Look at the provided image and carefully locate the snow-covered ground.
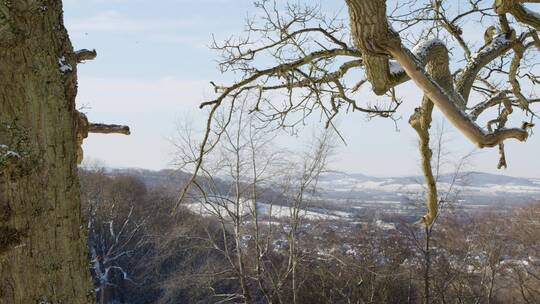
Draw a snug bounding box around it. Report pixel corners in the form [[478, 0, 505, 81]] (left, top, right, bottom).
[[183, 199, 349, 221]]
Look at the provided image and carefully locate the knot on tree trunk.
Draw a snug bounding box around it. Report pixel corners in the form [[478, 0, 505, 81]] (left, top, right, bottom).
[[408, 107, 424, 132], [75, 112, 90, 165], [0, 226, 25, 256]]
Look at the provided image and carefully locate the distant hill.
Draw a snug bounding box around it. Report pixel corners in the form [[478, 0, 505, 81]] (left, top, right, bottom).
[[318, 171, 540, 205], [104, 168, 540, 208], [106, 168, 191, 192]]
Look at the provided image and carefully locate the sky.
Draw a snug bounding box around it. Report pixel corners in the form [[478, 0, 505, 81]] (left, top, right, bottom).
[[63, 0, 540, 178]]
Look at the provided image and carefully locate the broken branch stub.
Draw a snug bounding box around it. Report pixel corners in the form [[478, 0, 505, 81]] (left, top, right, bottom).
[[88, 124, 131, 135], [75, 111, 130, 164], [75, 49, 97, 63]]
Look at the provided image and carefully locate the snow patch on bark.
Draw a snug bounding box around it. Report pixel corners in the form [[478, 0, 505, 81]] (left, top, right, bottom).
[[387, 39, 447, 74], [412, 38, 446, 60], [58, 56, 73, 73], [4, 151, 20, 158], [0, 144, 20, 158], [471, 34, 509, 60]]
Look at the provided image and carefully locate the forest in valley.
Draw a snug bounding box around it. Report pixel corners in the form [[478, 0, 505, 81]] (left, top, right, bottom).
[[2, 0, 540, 303], [80, 107, 540, 303], [80, 167, 540, 304]]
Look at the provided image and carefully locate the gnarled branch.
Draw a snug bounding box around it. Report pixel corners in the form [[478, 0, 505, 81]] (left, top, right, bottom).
[[455, 33, 517, 104]]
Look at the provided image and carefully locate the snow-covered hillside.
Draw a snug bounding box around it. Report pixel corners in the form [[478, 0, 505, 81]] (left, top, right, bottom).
[[106, 168, 540, 221], [317, 171, 540, 205]]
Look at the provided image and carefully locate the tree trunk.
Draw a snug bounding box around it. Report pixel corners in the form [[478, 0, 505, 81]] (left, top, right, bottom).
[[346, 0, 401, 95], [0, 1, 94, 303], [423, 226, 431, 304]]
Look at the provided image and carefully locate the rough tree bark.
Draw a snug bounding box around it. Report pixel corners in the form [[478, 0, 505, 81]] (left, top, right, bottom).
[[0, 1, 101, 303]]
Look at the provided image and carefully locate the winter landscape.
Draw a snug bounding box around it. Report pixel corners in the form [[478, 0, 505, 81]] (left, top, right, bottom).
[[2, 0, 540, 303]]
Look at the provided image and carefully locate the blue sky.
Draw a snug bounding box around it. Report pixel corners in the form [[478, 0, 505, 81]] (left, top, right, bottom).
[[63, 0, 540, 177]]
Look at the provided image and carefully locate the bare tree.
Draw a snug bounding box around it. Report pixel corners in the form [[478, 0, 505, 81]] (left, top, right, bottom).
[[173, 99, 334, 303], [507, 201, 540, 303], [173, 102, 272, 303], [169, 1, 540, 302], [402, 122, 475, 304], [80, 169, 149, 304], [178, 0, 539, 233]]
